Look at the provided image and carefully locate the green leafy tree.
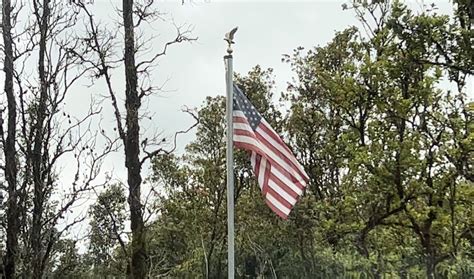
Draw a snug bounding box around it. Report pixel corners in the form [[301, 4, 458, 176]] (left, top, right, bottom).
[[49, 239, 89, 278], [83, 2, 473, 278], [147, 67, 296, 278], [88, 184, 128, 277], [283, 1, 473, 277]]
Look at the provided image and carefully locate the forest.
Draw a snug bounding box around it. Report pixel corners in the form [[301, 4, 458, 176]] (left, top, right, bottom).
[[0, 0, 472, 278]]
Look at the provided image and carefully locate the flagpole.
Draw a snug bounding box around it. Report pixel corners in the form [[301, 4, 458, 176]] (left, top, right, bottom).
[[224, 27, 237, 279]]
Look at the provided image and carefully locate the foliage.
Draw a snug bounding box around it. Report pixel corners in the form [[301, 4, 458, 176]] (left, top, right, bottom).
[[1, 1, 472, 278], [143, 2, 473, 278], [88, 184, 128, 277]]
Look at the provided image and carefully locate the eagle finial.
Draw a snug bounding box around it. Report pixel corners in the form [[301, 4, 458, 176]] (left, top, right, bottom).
[[224, 27, 238, 55]]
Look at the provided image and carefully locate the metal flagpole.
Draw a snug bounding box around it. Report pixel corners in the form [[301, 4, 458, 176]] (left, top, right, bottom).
[[224, 26, 237, 279]]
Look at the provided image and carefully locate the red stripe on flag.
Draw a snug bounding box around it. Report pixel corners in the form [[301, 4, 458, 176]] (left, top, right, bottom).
[[268, 172, 299, 199], [265, 199, 288, 219], [265, 184, 293, 209], [255, 130, 308, 183], [234, 133, 307, 185], [234, 129, 255, 138], [254, 153, 261, 176], [259, 122, 309, 181], [232, 91, 308, 219], [259, 119, 300, 159], [259, 121, 295, 156], [233, 116, 249, 124], [233, 141, 306, 190]]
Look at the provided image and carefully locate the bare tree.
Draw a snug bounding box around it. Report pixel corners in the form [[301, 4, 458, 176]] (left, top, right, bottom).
[[121, 1, 147, 276], [73, 0, 196, 276], [1, 0, 18, 277], [0, 0, 118, 277]]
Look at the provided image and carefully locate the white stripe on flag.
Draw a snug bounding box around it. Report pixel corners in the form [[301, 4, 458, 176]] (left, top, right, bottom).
[[233, 110, 246, 118], [233, 134, 306, 182], [256, 125, 307, 178], [250, 152, 256, 169], [266, 192, 291, 215], [272, 167, 304, 195], [268, 179, 297, 205], [258, 155, 266, 188], [234, 123, 253, 131]]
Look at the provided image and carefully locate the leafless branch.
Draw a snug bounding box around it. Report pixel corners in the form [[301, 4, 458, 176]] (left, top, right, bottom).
[[136, 22, 197, 74], [140, 107, 198, 165]]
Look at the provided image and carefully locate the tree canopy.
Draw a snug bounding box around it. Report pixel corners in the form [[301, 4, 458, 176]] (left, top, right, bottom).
[[1, 0, 472, 278]]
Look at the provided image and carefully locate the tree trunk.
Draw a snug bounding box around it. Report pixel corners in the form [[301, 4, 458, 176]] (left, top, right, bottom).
[[425, 254, 436, 279], [2, 0, 19, 277], [31, 0, 50, 277], [122, 0, 147, 277], [424, 235, 437, 279]]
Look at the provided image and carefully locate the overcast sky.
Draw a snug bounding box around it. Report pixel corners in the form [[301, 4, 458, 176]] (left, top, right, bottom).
[[89, 0, 364, 148], [61, 0, 370, 240], [64, 0, 368, 187], [77, 0, 458, 173], [7, 0, 467, 241]]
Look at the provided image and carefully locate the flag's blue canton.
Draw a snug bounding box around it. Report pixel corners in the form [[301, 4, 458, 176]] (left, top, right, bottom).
[[233, 85, 262, 131]]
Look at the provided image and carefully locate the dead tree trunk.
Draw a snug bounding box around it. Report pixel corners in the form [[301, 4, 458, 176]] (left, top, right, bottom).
[[2, 0, 19, 277], [122, 0, 147, 277], [31, 0, 50, 277], [75, 1, 197, 276]]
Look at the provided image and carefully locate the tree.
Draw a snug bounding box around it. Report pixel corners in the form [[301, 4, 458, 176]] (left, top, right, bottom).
[[283, 1, 473, 277], [121, 0, 147, 276], [0, 1, 115, 277], [148, 67, 296, 278], [88, 184, 127, 277], [0, 1, 470, 278], [73, 1, 195, 277], [49, 239, 89, 279], [1, 0, 19, 277], [23, 2, 113, 276]]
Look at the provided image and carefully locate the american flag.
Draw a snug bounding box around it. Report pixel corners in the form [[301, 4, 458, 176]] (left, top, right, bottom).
[[232, 85, 309, 219]]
